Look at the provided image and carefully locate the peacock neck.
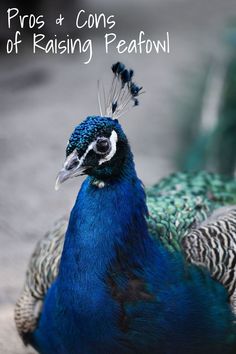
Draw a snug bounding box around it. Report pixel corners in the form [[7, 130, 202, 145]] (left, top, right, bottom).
[[58, 151, 150, 282]]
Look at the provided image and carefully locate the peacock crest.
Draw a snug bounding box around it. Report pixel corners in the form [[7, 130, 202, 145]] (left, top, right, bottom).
[[98, 62, 144, 119]]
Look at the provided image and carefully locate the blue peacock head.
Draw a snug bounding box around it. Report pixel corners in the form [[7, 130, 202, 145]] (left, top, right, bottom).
[[55, 62, 143, 189]]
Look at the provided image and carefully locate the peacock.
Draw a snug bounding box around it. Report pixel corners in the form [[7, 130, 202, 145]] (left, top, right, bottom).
[[15, 62, 236, 354]]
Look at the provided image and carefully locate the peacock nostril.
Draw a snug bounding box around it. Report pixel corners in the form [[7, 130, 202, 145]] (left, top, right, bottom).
[[67, 158, 79, 170], [64, 150, 80, 171]]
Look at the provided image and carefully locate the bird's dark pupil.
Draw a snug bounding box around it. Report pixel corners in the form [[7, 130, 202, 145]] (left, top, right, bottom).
[[96, 139, 109, 153]]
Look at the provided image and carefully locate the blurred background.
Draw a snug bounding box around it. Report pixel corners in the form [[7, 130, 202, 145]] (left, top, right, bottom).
[[0, 0, 236, 353]]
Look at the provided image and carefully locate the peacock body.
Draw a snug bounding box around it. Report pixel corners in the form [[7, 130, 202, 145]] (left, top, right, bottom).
[[15, 63, 236, 354]]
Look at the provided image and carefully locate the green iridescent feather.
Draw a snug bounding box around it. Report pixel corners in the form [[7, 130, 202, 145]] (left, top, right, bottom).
[[146, 171, 236, 252]]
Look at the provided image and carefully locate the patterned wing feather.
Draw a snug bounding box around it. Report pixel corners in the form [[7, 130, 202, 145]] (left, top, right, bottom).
[[14, 217, 68, 340], [183, 207, 236, 313]]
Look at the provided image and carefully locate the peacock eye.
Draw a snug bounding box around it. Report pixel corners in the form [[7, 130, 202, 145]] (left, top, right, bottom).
[[94, 137, 111, 155]]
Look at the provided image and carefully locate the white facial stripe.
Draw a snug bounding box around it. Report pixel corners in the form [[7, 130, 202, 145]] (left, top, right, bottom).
[[99, 130, 118, 165], [67, 130, 118, 171], [77, 140, 96, 168]]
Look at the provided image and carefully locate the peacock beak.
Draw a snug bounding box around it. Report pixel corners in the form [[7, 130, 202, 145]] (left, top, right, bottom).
[[55, 150, 87, 190]]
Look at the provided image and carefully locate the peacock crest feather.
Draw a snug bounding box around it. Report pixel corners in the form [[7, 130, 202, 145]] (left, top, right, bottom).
[[98, 62, 144, 118]]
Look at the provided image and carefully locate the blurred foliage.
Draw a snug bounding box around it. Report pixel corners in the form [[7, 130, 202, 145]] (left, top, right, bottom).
[[180, 23, 236, 177]]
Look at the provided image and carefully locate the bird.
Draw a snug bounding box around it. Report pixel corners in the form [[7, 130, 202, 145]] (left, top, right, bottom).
[[15, 62, 236, 354]]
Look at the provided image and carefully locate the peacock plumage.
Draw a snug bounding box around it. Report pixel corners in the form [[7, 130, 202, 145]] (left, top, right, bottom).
[[15, 62, 236, 354]]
